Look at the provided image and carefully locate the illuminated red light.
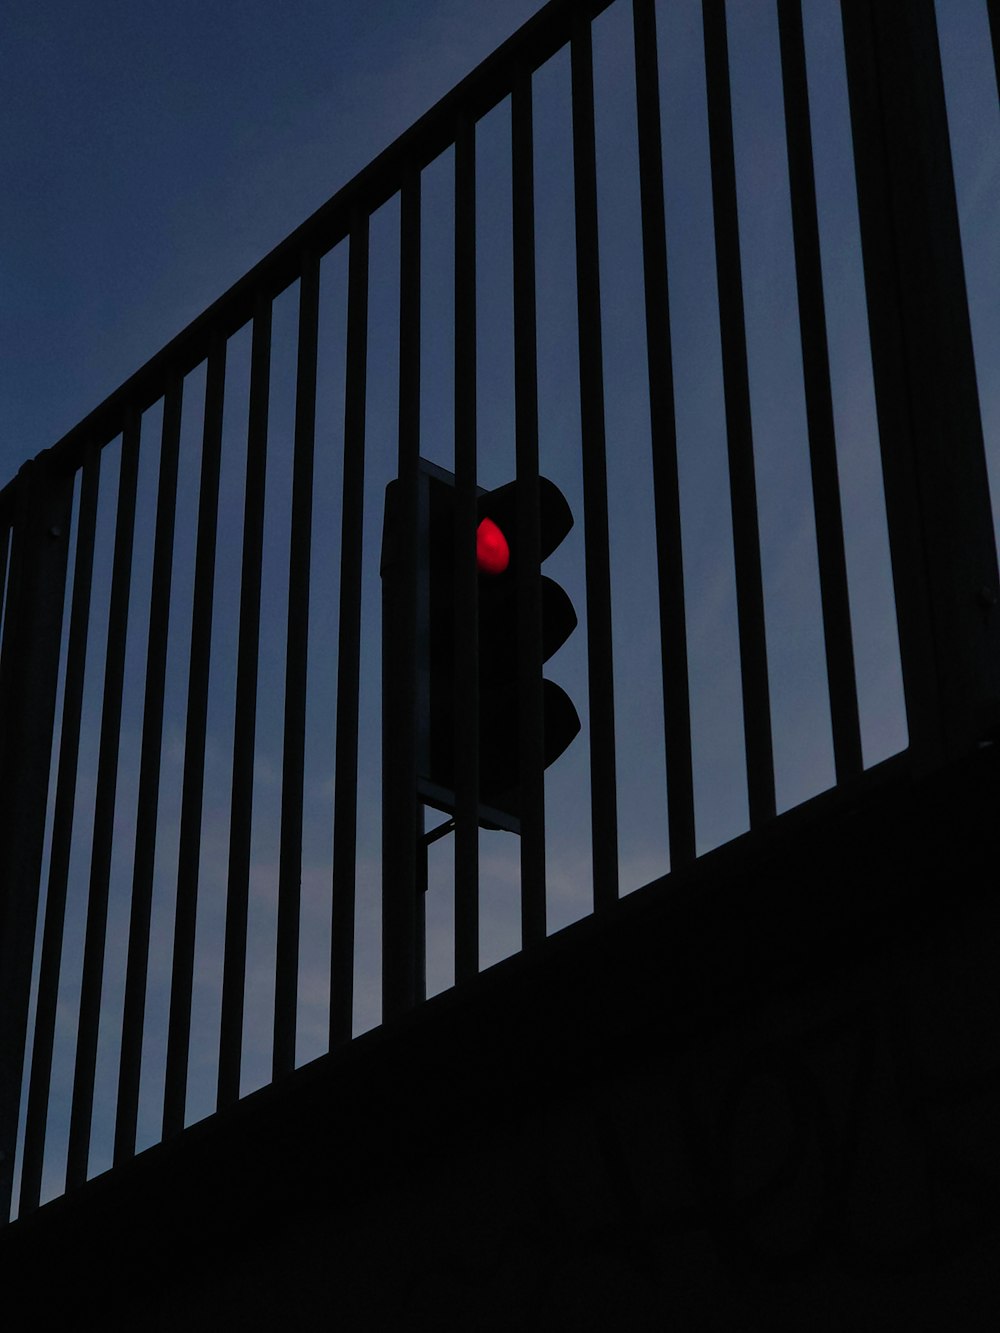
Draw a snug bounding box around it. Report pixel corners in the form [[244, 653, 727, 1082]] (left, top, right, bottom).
[[476, 517, 509, 575]]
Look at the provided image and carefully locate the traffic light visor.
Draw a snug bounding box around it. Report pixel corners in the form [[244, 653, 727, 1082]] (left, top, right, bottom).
[[476, 476, 573, 567]]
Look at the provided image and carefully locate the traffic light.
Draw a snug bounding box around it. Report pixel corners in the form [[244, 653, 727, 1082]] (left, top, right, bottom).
[[382, 460, 580, 832], [470, 475, 580, 823]]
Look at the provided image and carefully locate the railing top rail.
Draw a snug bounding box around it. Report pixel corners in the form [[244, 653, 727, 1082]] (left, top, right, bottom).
[[6, 0, 616, 505]]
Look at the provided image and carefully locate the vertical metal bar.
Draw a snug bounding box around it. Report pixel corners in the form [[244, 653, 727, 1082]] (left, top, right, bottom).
[[0, 497, 23, 751], [632, 0, 696, 870], [0, 524, 9, 629], [838, 0, 937, 761], [114, 375, 183, 1165], [0, 456, 74, 1223], [330, 215, 369, 1049], [453, 115, 480, 984], [512, 70, 547, 948], [571, 10, 619, 912], [273, 253, 320, 1080], [701, 0, 776, 828], [218, 293, 272, 1111], [414, 805, 427, 1004], [840, 0, 1000, 761], [66, 411, 142, 1190], [19, 447, 99, 1215], [163, 334, 226, 1139], [0, 522, 18, 771], [777, 0, 863, 785], [382, 174, 422, 1021], [18, 447, 98, 1221]]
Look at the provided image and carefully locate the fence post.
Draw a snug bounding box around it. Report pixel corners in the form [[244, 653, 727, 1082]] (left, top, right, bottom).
[[840, 0, 1000, 765], [0, 452, 74, 1222]]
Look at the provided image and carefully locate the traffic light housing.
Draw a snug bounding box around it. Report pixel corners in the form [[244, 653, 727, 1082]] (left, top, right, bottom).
[[382, 460, 580, 832], [469, 474, 580, 822]]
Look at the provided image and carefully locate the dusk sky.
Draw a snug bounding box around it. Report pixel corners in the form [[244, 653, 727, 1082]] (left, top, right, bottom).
[[4, 0, 998, 1211], [1, 0, 544, 477]]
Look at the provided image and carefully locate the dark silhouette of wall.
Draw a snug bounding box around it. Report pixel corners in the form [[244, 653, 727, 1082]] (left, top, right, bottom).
[[4, 747, 999, 1330]]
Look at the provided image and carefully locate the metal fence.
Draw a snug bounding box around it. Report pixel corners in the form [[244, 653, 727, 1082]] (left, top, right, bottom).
[[1, 0, 998, 1225]]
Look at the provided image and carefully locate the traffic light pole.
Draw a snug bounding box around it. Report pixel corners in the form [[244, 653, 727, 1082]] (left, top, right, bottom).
[[380, 459, 421, 1022]]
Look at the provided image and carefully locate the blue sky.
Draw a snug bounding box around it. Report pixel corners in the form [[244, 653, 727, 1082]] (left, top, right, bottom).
[[4, 0, 999, 1211]]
